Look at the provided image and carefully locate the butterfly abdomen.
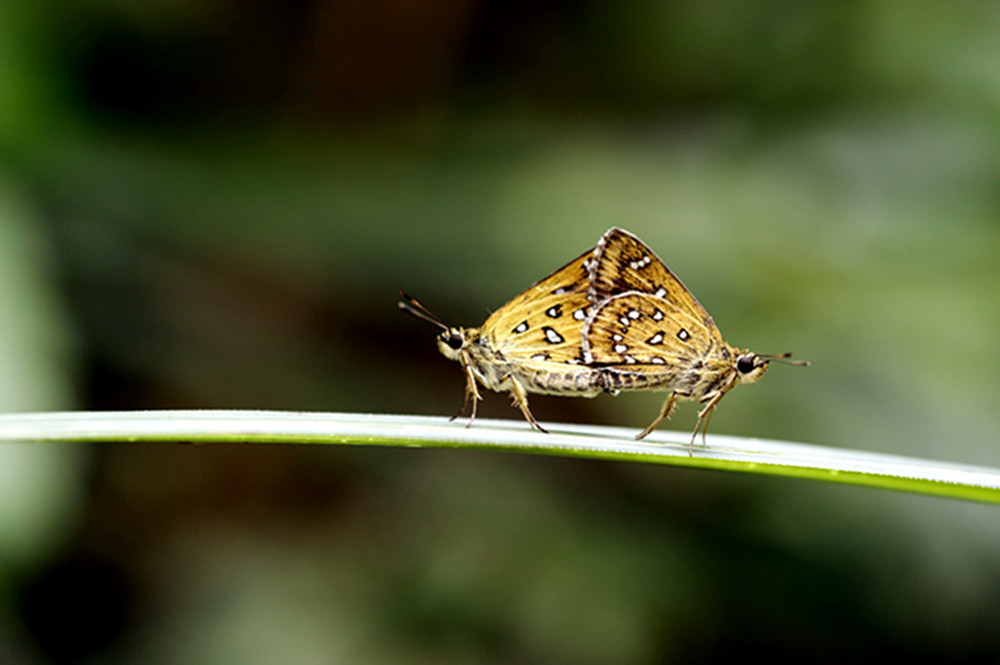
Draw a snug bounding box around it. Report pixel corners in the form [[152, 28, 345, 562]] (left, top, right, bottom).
[[601, 366, 681, 393], [524, 367, 604, 396]]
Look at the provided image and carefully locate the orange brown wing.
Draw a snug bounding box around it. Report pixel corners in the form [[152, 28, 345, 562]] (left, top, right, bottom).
[[480, 248, 593, 365], [581, 291, 722, 366], [588, 227, 723, 340]]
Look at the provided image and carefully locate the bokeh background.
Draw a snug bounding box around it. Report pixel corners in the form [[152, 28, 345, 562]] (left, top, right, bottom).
[[4, 1, 1000, 663]]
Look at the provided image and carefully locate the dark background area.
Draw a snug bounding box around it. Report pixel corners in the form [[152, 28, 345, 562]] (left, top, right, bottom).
[[3, 1, 1000, 663]]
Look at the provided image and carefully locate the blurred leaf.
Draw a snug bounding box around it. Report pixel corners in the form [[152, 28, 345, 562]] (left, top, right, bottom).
[[0, 178, 81, 569]]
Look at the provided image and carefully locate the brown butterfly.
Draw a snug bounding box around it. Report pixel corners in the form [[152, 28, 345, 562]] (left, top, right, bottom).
[[399, 228, 807, 454]]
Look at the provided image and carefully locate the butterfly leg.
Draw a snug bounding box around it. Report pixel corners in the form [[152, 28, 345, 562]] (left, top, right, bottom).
[[450, 357, 483, 427], [690, 390, 727, 455], [507, 374, 548, 433], [635, 391, 679, 441]]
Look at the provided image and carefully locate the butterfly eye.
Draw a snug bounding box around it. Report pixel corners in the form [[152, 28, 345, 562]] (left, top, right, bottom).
[[736, 355, 757, 374], [440, 330, 464, 350]]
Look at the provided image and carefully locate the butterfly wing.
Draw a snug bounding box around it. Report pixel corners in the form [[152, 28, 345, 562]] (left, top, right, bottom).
[[480, 249, 593, 365], [588, 227, 722, 339], [582, 291, 723, 366]]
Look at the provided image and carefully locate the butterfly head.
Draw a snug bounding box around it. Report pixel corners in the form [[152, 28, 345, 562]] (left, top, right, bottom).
[[436, 327, 468, 360], [398, 291, 471, 360], [734, 353, 769, 385], [735, 351, 809, 385]]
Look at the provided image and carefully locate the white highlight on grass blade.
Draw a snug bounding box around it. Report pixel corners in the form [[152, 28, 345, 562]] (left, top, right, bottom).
[[0, 411, 998, 503]]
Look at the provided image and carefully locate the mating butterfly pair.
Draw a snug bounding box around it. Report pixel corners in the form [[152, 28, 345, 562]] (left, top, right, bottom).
[[400, 228, 807, 455]]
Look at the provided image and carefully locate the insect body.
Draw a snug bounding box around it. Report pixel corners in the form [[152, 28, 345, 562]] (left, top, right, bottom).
[[399, 228, 807, 454]]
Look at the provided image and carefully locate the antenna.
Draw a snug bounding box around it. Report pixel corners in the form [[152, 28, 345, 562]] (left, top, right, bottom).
[[398, 291, 449, 330], [759, 352, 810, 367]]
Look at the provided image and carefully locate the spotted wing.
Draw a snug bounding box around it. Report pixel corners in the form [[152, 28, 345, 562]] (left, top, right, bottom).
[[581, 291, 724, 367], [588, 227, 725, 345], [480, 249, 594, 364]]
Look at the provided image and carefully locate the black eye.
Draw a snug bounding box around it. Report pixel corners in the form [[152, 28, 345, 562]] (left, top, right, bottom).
[[736, 355, 756, 374], [441, 332, 464, 350]]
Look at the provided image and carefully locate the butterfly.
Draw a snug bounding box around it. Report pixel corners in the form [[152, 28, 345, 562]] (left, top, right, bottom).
[[399, 228, 808, 454]]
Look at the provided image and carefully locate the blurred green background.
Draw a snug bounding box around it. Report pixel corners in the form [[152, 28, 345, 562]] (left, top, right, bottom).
[[4, 1, 1000, 662]]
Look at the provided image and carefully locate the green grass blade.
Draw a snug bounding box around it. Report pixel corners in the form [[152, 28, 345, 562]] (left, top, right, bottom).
[[1, 410, 998, 504]]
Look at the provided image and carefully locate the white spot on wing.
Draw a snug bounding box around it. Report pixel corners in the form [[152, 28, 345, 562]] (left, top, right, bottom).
[[544, 327, 565, 344]]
